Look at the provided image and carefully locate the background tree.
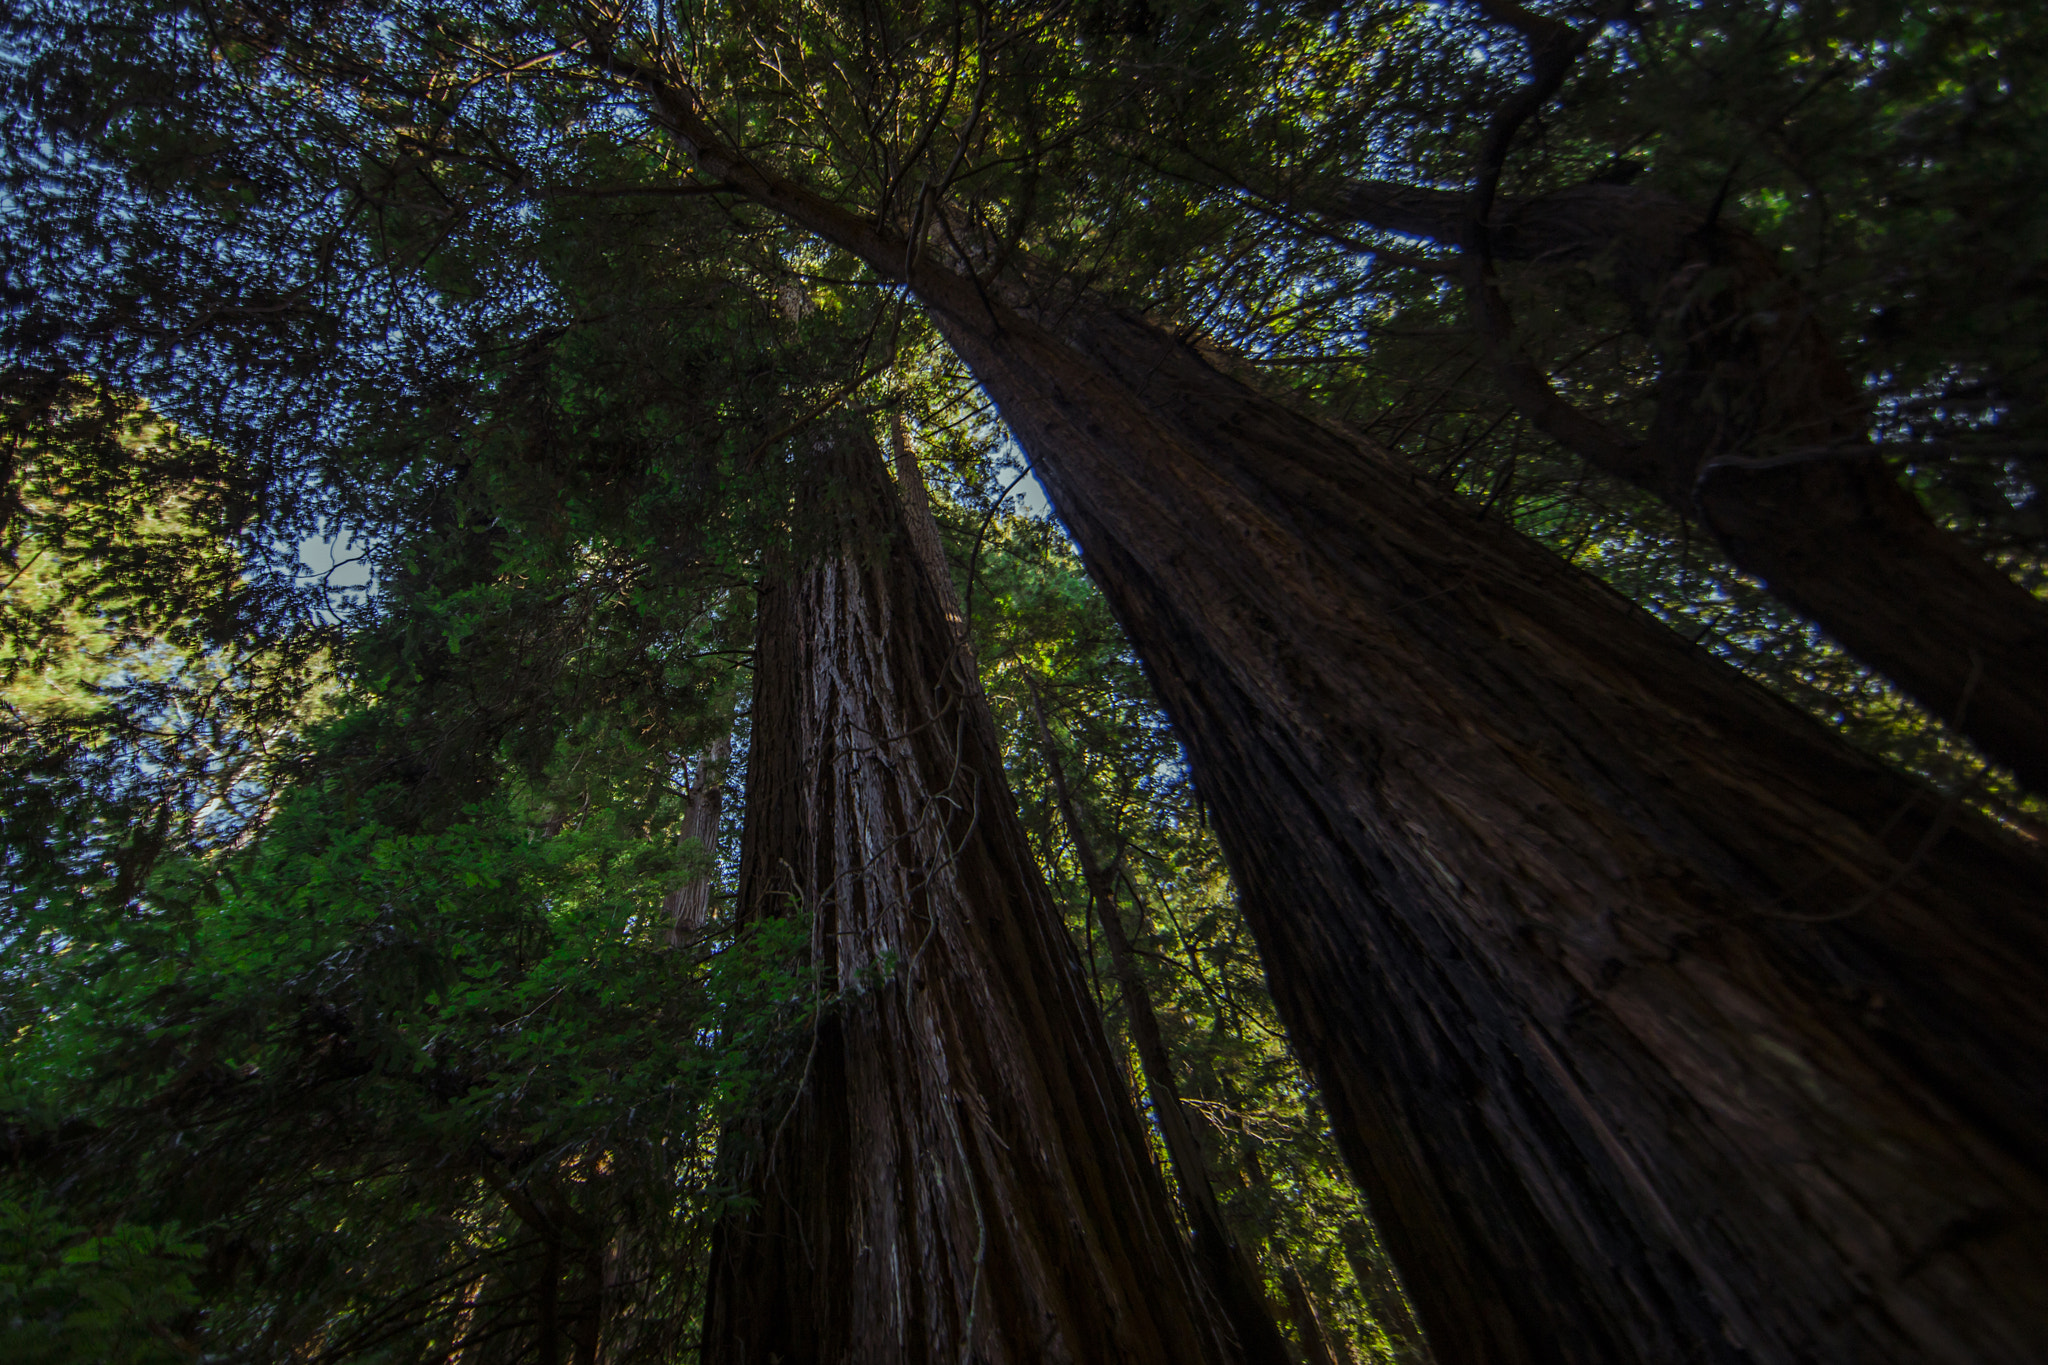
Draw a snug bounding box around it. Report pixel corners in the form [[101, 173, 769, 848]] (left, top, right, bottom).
[[2, 81, 866, 1359], [0, 397, 791, 1362], [706, 423, 1234, 1365]]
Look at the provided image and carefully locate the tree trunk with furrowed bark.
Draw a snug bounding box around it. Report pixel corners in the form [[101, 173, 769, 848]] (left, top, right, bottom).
[[919, 286, 2048, 1365], [1315, 178, 2048, 792], [701, 428, 1234, 1365], [614, 68, 2048, 1365], [1025, 676, 1296, 1365], [902, 415, 1297, 1363], [662, 733, 728, 944]]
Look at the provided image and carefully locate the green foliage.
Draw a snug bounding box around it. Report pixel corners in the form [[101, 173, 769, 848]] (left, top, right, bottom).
[[3, 751, 814, 1361], [1124, 0, 2048, 823], [0, 1200, 203, 1365], [1, 381, 333, 941], [0, 381, 244, 701], [936, 448, 1416, 1360], [0, 97, 864, 1346]]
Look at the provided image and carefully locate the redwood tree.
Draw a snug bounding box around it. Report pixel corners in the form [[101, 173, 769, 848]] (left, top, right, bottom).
[[663, 732, 729, 944], [16, 6, 2048, 1361], [702, 427, 1234, 1365], [606, 47, 2048, 1364], [925, 285, 2048, 1365]]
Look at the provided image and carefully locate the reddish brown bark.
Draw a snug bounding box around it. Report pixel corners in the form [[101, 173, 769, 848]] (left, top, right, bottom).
[[701, 429, 1233, 1365], [1323, 178, 2048, 793], [611, 65, 2048, 1364], [919, 287, 2048, 1365]]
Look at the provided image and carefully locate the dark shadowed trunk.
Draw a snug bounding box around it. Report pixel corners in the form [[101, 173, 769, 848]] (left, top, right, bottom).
[[1316, 178, 2048, 791], [1025, 675, 1295, 1365], [614, 74, 2048, 1365], [663, 733, 728, 944], [470, 1163, 607, 1365], [917, 285, 2048, 1365], [701, 428, 1234, 1365]]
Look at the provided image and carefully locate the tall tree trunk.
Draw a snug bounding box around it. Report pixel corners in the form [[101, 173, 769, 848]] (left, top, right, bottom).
[[701, 428, 1234, 1365], [1335, 1219, 1427, 1365], [663, 732, 729, 944], [1236, 1136, 1427, 1365], [1026, 675, 1296, 1365], [918, 287, 2048, 1365], [889, 411, 968, 644], [613, 71, 2048, 1364], [1277, 1262, 1348, 1365], [1315, 178, 2048, 792]]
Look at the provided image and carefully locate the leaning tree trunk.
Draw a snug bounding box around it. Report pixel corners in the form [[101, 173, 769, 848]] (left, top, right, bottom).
[[917, 290, 2048, 1365], [701, 428, 1234, 1365], [891, 419, 1292, 1363], [1276, 1257, 1349, 1365], [616, 74, 2048, 1365], [1316, 178, 2048, 792]]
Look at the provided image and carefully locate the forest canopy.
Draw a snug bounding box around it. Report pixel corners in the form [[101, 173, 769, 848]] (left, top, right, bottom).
[[2, 2, 2044, 1363]]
